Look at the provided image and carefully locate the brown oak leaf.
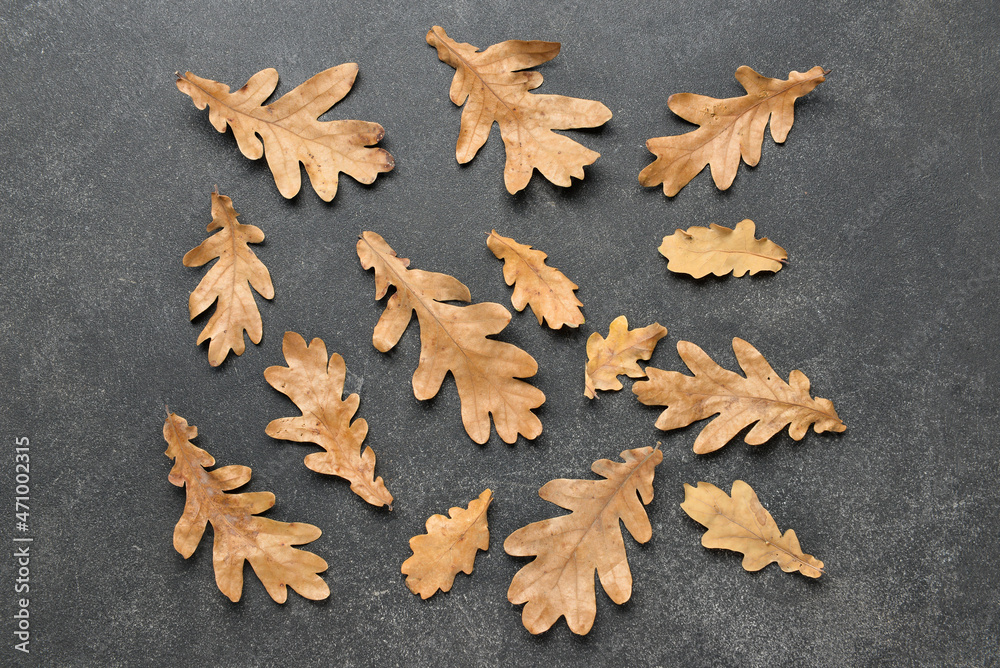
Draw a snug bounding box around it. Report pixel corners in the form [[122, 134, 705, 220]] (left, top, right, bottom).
[[487, 230, 584, 329], [163, 411, 329, 602], [264, 331, 393, 508], [426, 26, 612, 194], [681, 480, 824, 578], [357, 231, 544, 444], [505, 446, 663, 635], [584, 316, 667, 399], [401, 489, 492, 599], [183, 191, 273, 367], [659, 219, 787, 278], [633, 338, 845, 454], [177, 65, 394, 201], [639, 66, 828, 196]]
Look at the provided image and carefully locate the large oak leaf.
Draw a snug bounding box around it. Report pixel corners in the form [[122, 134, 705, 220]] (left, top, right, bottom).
[[505, 446, 662, 635], [357, 232, 544, 444], [264, 331, 393, 508], [633, 338, 845, 453], [427, 26, 612, 194], [639, 66, 828, 196], [177, 65, 393, 201], [163, 412, 329, 603]]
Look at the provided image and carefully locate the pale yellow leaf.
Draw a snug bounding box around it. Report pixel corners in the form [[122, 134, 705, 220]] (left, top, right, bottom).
[[659, 219, 787, 278], [681, 480, 824, 578]]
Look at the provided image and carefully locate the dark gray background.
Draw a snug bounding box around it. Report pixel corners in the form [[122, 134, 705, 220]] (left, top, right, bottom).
[[1, 0, 997, 666]]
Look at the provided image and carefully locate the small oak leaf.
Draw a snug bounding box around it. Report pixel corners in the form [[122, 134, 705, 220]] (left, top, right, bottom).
[[584, 316, 667, 399], [681, 480, 824, 578], [401, 489, 492, 599], [488, 230, 584, 329], [183, 191, 273, 367], [264, 331, 393, 508], [659, 220, 787, 278]]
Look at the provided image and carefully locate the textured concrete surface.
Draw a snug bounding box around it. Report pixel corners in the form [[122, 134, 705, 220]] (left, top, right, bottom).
[[1, 1, 998, 666]]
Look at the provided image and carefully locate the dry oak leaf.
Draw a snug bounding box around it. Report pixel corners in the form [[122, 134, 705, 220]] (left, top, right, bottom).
[[401, 489, 493, 599], [681, 480, 824, 578], [633, 338, 845, 454], [487, 230, 584, 329], [176, 65, 394, 201], [357, 231, 544, 444], [639, 65, 829, 196], [584, 316, 667, 399], [183, 191, 274, 367], [163, 411, 329, 603], [264, 331, 393, 509], [659, 219, 787, 278], [426, 26, 612, 194], [505, 446, 663, 635]]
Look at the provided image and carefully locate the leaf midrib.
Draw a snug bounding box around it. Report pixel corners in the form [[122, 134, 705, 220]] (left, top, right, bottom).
[[680, 247, 784, 263], [682, 348, 838, 421], [683, 388, 840, 421]]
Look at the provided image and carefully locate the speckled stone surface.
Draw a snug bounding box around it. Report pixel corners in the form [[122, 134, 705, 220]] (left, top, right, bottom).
[[1, 1, 998, 665]]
